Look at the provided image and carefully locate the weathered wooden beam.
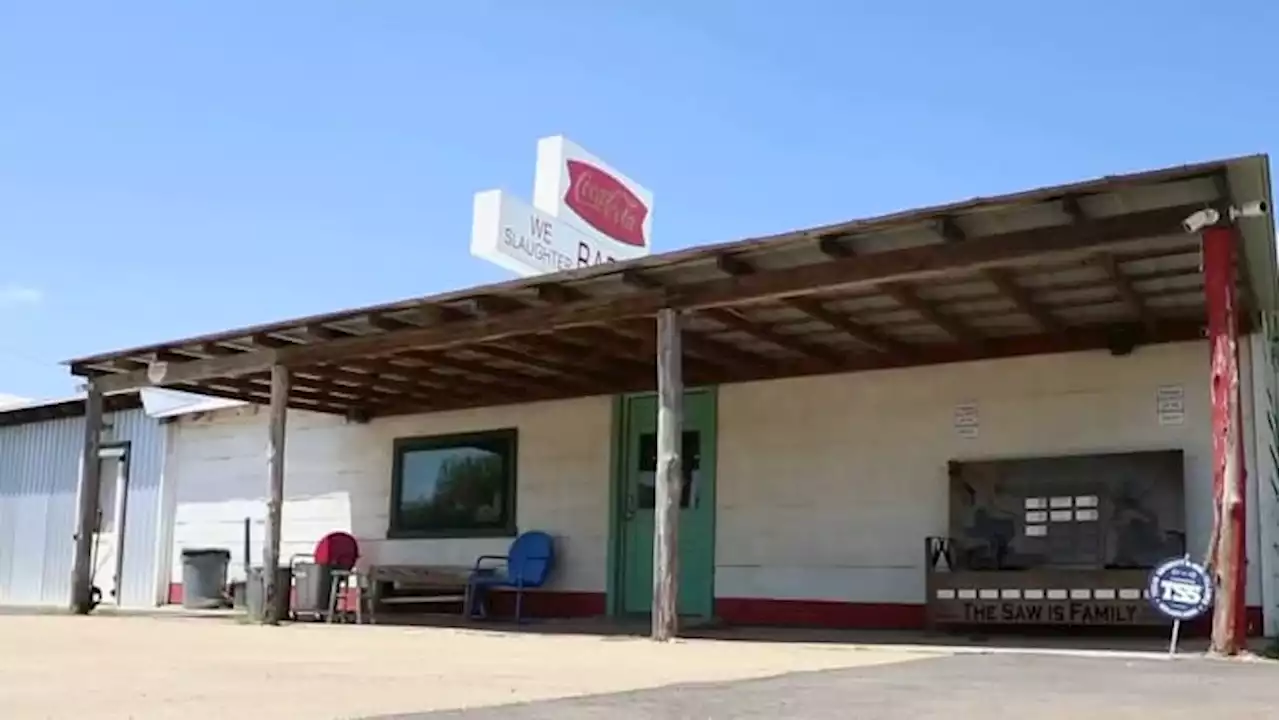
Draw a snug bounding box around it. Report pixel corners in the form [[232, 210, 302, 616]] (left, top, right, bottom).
[[249, 372, 366, 402], [672, 203, 1207, 311], [1061, 194, 1088, 224], [260, 365, 289, 625], [534, 282, 578, 305], [882, 283, 983, 346], [1060, 190, 1208, 337], [86, 349, 280, 395], [499, 338, 635, 384], [83, 203, 1205, 393], [620, 270, 780, 371], [624, 269, 817, 364], [704, 307, 843, 365], [299, 365, 439, 403], [652, 308, 682, 642], [786, 297, 913, 357], [295, 327, 481, 404], [1096, 253, 1158, 333], [715, 254, 910, 357], [377, 318, 1215, 417], [166, 382, 269, 407], [557, 326, 721, 385], [536, 285, 738, 377], [469, 344, 609, 391], [365, 313, 407, 332], [69, 383, 103, 614], [348, 360, 479, 398], [934, 216, 968, 244], [301, 324, 344, 342], [396, 348, 585, 398], [817, 235, 854, 258], [303, 327, 484, 402], [727, 318, 1211, 387], [984, 268, 1066, 335], [199, 375, 353, 415], [1210, 171, 1233, 206], [473, 290, 660, 385]]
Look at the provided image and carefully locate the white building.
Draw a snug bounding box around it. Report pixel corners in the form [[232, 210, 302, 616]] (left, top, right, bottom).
[[55, 156, 1280, 638]]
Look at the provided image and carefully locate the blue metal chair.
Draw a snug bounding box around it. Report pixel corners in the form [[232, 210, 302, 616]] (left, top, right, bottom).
[[464, 531, 554, 623]]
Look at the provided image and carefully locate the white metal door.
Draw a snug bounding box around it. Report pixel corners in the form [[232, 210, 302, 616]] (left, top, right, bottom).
[[92, 448, 129, 605]]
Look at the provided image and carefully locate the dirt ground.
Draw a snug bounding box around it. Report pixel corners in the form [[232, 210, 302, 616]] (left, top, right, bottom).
[[0, 614, 930, 719]]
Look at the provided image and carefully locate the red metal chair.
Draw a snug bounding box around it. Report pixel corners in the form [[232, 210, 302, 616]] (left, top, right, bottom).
[[313, 531, 361, 623]]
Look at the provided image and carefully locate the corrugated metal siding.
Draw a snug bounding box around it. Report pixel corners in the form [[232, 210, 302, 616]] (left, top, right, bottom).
[[0, 408, 168, 607], [111, 409, 168, 607], [0, 416, 78, 605]]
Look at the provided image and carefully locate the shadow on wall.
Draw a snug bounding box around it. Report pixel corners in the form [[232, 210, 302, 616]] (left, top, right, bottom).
[[170, 406, 393, 584], [168, 395, 615, 610], [169, 405, 521, 587]]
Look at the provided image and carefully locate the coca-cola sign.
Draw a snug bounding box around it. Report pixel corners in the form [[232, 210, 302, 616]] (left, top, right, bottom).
[[472, 135, 652, 278], [562, 159, 649, 248]]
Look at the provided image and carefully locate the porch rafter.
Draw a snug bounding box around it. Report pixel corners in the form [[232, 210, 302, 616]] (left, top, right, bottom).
[[66, 158, 1254, 422]]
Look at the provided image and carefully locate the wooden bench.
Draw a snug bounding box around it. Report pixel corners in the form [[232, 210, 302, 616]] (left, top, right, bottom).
[[363, 564, 472, 623]]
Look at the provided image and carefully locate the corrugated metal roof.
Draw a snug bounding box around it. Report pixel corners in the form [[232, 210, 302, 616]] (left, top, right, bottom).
[[0, 394, 30, 410], [65, 154, 1269, 369], [57, 154, 1275, 418], [0, 389, 244, 427]]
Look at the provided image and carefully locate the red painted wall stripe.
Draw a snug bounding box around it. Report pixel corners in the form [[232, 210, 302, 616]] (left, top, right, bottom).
[[164, 584, 1265, 636]]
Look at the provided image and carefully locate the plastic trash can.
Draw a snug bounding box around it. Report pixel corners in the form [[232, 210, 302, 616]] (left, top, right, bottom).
[[181, 548, 231, 609], [245, 565, 293, 621]]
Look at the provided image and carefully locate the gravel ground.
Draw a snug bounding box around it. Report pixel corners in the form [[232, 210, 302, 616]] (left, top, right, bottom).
[[377, 652, 1278, 720], [0, 614, 928, 719]]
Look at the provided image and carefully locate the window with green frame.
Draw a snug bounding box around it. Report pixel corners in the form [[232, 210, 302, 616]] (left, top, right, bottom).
[[388, 429, 517, 538]]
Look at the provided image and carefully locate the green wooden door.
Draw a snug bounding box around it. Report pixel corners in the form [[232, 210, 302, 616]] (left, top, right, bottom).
[[618, 391, 717, 618]]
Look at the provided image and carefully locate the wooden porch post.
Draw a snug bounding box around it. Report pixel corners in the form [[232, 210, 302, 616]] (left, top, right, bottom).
[[261, 365, 290, 624], [652, 309, 683, 641], [69, 383, 104, 614], [1203, 225, 1248, 655]]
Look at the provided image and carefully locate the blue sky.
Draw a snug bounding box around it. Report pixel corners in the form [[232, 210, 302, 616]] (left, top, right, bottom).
[[2, 1, 1276, 399]]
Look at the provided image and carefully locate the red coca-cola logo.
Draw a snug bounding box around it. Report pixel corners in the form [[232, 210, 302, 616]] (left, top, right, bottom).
[[563, 159, 648, 248]]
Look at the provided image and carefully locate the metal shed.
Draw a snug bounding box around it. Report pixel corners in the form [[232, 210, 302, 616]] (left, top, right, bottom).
[[0, 393, 171, 608]]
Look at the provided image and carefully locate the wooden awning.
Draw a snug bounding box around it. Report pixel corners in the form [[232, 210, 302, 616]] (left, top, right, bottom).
[[65, 155, 1273, 419]]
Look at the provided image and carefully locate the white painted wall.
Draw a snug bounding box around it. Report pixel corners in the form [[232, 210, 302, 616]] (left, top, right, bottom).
[[168, 397, 613, 594], [715, 341, 1259, 607], [167, 340, 1255, 613]]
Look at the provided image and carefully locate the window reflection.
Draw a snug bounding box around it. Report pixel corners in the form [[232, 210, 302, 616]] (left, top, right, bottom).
[[392, 431, 515, 536]]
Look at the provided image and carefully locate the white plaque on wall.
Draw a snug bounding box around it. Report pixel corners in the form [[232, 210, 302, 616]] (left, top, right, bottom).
[[953, 402, 979, 439], [1156, 385, 1185, 426]]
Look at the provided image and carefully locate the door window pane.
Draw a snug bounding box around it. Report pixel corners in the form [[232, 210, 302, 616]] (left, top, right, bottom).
[[636, 431, 701, 510]]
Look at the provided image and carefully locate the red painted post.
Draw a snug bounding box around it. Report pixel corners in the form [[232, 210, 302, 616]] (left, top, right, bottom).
[[1202, 224, 1248, 655]]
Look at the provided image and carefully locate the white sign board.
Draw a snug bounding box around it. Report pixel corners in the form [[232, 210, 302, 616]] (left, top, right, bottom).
[[471, 135, 653, 278], [953, 402, 979, 439], [1156, 385, 1185, 426]]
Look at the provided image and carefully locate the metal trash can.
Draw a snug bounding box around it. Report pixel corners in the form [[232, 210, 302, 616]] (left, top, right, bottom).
[[292, 561, 334, 620], [245, 565, 293, 621], [181, 548, 231, 609]]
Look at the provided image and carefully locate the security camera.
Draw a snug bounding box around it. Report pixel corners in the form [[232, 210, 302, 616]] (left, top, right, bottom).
[[1229, 200, 1269, 221], [1182, 208, 1221, 233]]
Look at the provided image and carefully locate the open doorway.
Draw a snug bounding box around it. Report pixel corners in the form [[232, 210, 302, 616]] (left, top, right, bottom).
[[92, 445, 130, 606]]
